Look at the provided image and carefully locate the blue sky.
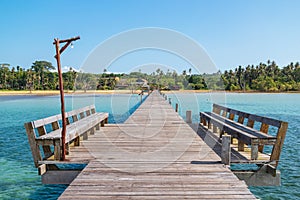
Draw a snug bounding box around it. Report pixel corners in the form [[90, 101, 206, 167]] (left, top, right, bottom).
[[1, 0, 300, 73]]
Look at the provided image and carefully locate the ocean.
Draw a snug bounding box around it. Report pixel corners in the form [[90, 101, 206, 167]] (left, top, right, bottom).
[[0, 92, 299, 199]]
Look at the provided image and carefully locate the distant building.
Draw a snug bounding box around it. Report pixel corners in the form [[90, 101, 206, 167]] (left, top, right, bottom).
[[169, 85, 180, 90]]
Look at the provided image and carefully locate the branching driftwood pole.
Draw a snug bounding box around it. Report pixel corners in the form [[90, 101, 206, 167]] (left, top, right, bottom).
[[53, 36, 80, 161]]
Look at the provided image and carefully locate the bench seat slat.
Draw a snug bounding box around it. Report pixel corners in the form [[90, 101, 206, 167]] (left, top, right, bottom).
[[36, 113, 109, 142], [200, 112, 276, 145], [207, 112, 276, 139]]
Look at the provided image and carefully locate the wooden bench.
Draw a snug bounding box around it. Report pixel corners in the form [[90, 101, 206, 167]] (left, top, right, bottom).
[[24, 105, 109, 167], [200, 104, 288, 168]]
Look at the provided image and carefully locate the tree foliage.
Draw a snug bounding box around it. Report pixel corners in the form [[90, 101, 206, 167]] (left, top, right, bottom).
[[221, 60, 300, 92], [1, 60, 300, 92]]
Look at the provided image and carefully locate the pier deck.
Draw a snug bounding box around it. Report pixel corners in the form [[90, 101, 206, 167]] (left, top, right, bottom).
[[59, 91, 256, 199]]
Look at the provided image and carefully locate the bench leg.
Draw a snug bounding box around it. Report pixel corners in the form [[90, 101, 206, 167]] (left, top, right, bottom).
[[251, 144, 259, 160], [90, 127, 95, 135], [54, 139, 61, 160], [220, 130, 225, 139], [208, 122, 212, 129], [258, 145, 264, 153], [201, 116, 206, 126], [96, 123, 100, 130], [101, 120, 105, 127], [105, 117, 108, 124], [83, 132, 88, 140], [213, 125, 218, 133], [74, 136, 80, 146], [66, 143, 70, 155], [238, 141, 245, 151]]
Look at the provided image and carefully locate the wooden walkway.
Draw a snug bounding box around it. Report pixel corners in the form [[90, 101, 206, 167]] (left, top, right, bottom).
[[59, 91, 256, 199]]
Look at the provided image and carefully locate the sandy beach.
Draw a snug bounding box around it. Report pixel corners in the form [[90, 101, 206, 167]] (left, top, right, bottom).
[[0, 89, 299, 96], [0, 90, 145, 96], [0, 89, 214, 96]]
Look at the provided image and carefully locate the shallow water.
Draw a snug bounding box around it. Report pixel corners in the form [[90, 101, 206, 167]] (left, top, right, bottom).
[[0, 93, 145, 199], [0, 92, 299, 199]]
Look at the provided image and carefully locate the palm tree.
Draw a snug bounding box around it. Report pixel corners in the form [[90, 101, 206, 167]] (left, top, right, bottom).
[[31, 61, 55, 90], [0, 64, 10, 89]]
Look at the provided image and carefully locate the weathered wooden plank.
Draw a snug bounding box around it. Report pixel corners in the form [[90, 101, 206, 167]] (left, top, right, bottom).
[[270, 121, 288, 167], [59, 195, 256, 200], [58, 91, 256, 199]]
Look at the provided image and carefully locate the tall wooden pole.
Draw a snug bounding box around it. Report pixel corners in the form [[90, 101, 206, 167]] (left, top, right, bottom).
[[53, 36, 80, 161], [54, 38, 67, 161]]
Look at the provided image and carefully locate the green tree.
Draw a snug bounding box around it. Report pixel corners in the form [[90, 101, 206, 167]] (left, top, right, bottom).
[[31, 61, 55, 90]]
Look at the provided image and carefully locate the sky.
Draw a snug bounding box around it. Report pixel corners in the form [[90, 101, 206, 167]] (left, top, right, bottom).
[[1, 0, 300, 74]]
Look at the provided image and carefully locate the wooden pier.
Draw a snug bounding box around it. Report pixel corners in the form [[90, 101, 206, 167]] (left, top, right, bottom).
[[56, 91, 256, 199]]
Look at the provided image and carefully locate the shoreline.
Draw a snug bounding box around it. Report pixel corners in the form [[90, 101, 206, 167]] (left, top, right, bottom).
[[1, 89, 300, 96], [0, 90, 144, 96], [161, 89, 300, 94]]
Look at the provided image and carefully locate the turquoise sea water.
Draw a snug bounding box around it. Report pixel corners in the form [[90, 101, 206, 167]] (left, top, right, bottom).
[[168, 92, 300, 199], [0, 93, 299, 199], [0, 93, 145, 199]]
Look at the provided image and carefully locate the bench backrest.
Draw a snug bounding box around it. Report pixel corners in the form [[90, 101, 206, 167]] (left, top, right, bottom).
[[212, 103, 288, 167], [24, 104, 98, 167], [30, 104, 97, 138], [212, 104, 284, 132]]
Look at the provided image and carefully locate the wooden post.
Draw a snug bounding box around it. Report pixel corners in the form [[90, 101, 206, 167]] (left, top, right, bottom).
[[221, 135, 231, 165], [175, 103, 178, 112], [186, 110, 192, 123], [53, 36, 80, 161], [54, 39, 67, 161]]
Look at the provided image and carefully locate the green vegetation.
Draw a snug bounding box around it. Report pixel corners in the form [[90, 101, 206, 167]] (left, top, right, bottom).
[[1, 60, 300, 92], [0, 61, 77, 91], [221, 60, 300, 92]]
